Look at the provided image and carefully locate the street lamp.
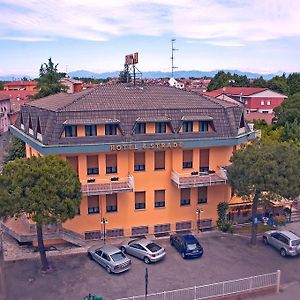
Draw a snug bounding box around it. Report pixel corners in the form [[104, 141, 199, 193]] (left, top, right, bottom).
[[196, 208, 204, 233], [100, 218, 108, 244]]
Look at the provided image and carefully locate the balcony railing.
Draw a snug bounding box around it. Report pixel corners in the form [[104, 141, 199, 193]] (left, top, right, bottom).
[[81, 175, 134, 196], [171, 167, 227, 188]]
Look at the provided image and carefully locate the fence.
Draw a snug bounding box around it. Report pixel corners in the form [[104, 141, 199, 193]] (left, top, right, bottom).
[[116, 270, 280, 300]]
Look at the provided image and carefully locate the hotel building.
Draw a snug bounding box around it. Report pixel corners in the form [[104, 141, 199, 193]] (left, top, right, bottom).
[[8, 84, 255, 244]]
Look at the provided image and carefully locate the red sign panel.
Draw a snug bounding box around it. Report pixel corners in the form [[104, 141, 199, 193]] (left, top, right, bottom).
[[125, 52, 138, 65]]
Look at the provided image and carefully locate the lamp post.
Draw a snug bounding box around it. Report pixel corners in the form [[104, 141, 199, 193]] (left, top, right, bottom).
[[196, 208, 204, 233], [100, 218, 108, 244]]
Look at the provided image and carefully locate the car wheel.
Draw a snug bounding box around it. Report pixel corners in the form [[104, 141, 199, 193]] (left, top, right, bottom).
[[106, 266, 112, 273], [87, 252, 93, 260], [121, 246, 126, 254], [181, 252, 186, 259], [263, 237, 268, 245], [144, 257, 151, 264], [170, 239, 174, 246], [280, 249, 287, 257]]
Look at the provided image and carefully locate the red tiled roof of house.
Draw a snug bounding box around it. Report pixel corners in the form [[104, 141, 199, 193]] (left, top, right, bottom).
[[4, 80, 37, 87], [209, 87, 268, 96], [0, 90, 36, 111], [0, 94, 10, 101], [245, 112, 275, 124]]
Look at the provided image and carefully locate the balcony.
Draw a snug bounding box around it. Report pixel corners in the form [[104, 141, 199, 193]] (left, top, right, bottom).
[[171, 167, 227, 188], [81, 175, 134, 196]]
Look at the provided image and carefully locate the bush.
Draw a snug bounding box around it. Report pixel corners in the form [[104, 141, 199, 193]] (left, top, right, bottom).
[[273, 215, 287, 226], [220, 222, 234, 233]]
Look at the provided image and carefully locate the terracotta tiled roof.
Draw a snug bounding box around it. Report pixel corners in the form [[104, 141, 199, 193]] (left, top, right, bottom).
[[0, 94, 10, 101], [4, 80, 37, 87]]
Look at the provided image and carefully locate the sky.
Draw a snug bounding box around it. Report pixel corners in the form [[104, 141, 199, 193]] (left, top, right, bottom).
[[1, 0, 300, 77]]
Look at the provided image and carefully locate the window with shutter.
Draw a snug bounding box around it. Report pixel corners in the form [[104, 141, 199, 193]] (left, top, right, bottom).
[[200, 149, 209, 172], [134, 152, 145, 171], [88, 195, 99, 214], [198, 187, 208, 204], [66, 156, 79, 174], [154, 190, 165, 208], [155, 151, 165, 170], [183, 150, 193, 168], [180, 188, 190, 206], [135, 192, 146, 210], [106, 154, 117, 173], [106, 194, 117, 212], [87, 155, 99, 175]]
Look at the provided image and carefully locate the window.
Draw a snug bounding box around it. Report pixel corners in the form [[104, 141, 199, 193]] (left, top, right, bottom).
[[85, 125, 97, 136], [28, 116, 33, 135], [105, 124, 117, 135], [180, 188, 190, 206], [75, 207, 80, 215], [20, 113, 24, 130], [183, 121, 193, 132], [155, 190, 165, 208], [200, 149, 209, 173], [87, 155, 99, 175], [198, 187, 208, 204], [88, 195, 99, 214], [66, 156, 78, 175], [101, 253, 110, 261], [261, 100, 265, 105], [106, 154, 117, 174], [267, 100, 271, 106], [65, 125, 77, 137], [199, 121, 209, 132], [106, 194, 117, 212], [134, 152, 145, 171], [183, 150, 193, 169], [155, 151, 165, 170], [155, 122, 166, 133], [135, 122, 146, 134], [135, 191, 146, 210], [36, 118, 42, 141]]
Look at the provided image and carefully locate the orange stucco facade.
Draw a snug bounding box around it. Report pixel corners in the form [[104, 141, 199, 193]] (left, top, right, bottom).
[[25, 142, 233, 237]]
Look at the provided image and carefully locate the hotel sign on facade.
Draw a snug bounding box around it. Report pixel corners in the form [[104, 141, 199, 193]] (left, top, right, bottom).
[[110, 142, 183, 152]]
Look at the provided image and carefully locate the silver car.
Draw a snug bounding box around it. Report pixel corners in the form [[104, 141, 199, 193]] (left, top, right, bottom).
[[121, 238, 166, 264], [263, 230, 300, 257], [88, 245, 131, 273]]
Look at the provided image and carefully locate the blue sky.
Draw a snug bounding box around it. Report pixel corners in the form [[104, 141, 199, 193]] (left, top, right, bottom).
[[1, 0, 300, 76]]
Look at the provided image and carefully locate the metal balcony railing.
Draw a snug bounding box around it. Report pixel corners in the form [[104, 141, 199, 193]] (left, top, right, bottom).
[[81, 175, 134, 196], [171, 167, 227, 188]]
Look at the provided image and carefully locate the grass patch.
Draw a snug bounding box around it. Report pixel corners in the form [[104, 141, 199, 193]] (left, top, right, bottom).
[[233, 223, 274, 236]]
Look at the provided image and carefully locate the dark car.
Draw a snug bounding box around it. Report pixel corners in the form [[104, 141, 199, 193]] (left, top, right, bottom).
[[170, 234, 203, 259]]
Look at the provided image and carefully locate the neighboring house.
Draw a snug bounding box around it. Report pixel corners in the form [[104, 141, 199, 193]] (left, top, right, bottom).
[[168, 78, 185, 89], [0, 94, 11, 135], [3, 80, 37, 91], [0, 90, 37, 125], [7, 84, 256, 245], [60, 77, 83, 93], [203, 87, 287, 114]]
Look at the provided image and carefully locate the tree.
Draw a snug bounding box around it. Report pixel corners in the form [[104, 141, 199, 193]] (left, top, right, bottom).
[[287, 73, 300, 95], [32, 58, 67, 99], [267, 75, 289, 95], [207, 71, 231, 91], [281, 119, 300, 142], [251, 76, 268, 88], [0, 155, 81, 271], [227, 141, 300, 245], [4, 137, 25, 163], [274, 92, 300, 126], [119, 68, 131, 83]]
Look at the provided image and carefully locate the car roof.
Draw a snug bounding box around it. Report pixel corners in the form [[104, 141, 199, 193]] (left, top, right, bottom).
[[98, 245, 122, 255], [135, 239, 154, 246], [182, 234, 198, 242], [280, 230, 300, 240]]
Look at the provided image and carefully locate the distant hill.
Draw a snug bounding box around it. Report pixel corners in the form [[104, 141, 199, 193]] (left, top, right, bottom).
[[0, 70, 289, 81], [68, 69, 285, 80]]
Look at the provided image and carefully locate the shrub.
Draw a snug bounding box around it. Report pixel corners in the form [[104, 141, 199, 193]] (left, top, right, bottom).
[[273, 215, 287, 226]]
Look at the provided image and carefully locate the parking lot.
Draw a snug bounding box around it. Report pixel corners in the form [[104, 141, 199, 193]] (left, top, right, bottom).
[[4, 232, 300, 300]]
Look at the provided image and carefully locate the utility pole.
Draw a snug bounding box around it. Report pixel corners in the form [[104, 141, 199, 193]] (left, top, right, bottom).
[[171, 39, 178, 78]]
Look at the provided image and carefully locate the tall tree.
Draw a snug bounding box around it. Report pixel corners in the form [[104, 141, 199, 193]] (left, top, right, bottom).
[[33, 58, 67, 99], [0, 155, 81, 271], [267, 74, 289, 95], [4, 137, 25, 163], [251, 76, 268, 88], [274, 92, 300, 126], [228, 141, 300, 245], [287, 73, 300, 95]]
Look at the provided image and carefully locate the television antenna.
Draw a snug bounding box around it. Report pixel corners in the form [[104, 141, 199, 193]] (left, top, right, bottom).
[[171, 39, 178, 77]]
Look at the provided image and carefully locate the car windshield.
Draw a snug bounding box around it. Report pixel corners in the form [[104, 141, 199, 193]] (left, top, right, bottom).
[[186, 243, 198, 250], [292, 239, 300, 246], [146, 243, 161, 252], [111, 252, 126, 262]]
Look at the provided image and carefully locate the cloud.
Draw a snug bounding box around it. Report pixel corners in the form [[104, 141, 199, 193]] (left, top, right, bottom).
[[0, 0, 300, 45]]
